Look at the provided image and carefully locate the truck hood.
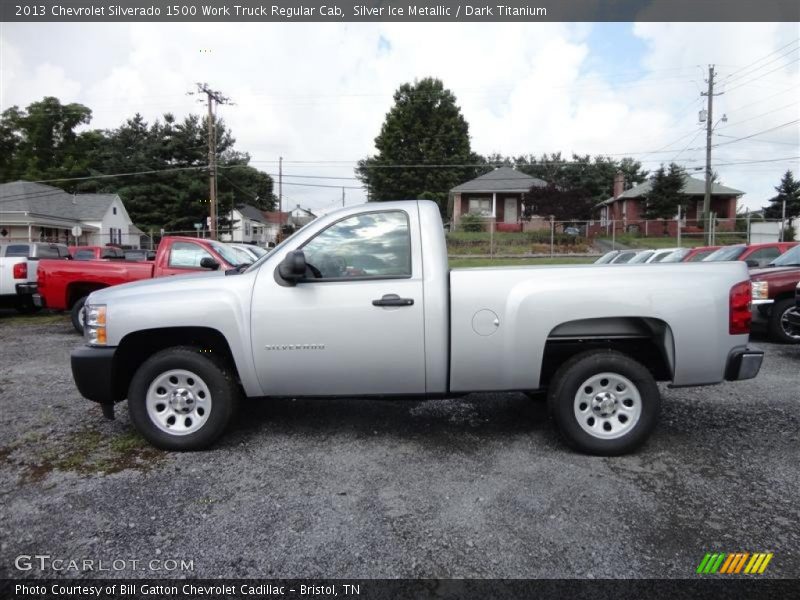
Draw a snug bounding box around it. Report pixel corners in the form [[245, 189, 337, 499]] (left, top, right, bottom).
[[749, 265, 800, 280], [87, 270, 229, 305]]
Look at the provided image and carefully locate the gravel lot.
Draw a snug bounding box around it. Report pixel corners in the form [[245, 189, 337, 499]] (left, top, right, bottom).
[[1, 310, 798, 579]]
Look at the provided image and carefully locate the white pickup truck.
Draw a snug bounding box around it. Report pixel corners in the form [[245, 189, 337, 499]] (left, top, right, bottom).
[[71, 200, 763, 455], [0, 241, 69, 312]]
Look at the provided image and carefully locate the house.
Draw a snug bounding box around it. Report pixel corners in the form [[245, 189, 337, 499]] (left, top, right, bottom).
[[450, 166, 547, 231], [0, 181, 139, 248], [595, 172, 743, 235], [289, 204, 317, 227], [222, 204, 273, 245]]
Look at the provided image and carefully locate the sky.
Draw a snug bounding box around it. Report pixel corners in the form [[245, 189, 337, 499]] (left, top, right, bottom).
[[1, 21, 798, 214]]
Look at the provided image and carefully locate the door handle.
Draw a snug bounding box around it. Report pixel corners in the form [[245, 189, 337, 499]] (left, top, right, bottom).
[[372, 293, 414, 307]]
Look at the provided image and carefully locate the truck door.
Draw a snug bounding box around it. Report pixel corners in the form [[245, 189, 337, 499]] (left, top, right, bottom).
[[251, 208, 426, 396]]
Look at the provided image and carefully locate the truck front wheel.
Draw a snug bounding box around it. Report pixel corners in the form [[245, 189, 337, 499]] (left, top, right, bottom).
[[128, 346, 239, 450], [547, 350, 660, 456]]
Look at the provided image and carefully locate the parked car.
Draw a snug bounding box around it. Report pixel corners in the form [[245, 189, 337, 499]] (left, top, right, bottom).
[[594, 250, 620, 264], [0, 242, 69, 312], [626, 250, 656, 264], [750, 244, 800, 343], [789, 281, 800, 332], [645, 248, 681, 263], [70, 200, 762, 455], [564, 226, 581, 236], [607, 250, 640, 264], [228, 243, 268, 263], [703, 242, 798, 268], [69, 246, 126, 260], [36, 236, 244, 333], [660, 246, 720, 263]]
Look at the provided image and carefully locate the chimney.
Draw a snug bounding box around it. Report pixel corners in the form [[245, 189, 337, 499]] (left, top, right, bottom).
[[613, 172, 625, 199]]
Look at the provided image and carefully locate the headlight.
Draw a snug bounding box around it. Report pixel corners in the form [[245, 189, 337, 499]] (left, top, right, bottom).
[[84, 304, 107, 346], [751, 281, 769, 300]]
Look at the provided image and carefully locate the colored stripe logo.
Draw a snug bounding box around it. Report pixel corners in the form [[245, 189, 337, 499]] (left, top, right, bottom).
[[696, 552, 773, 574]]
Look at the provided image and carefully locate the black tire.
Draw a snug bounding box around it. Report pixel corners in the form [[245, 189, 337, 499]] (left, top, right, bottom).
[[547, 350, 660, 456], [128, 346, 239, 451], [70, 296, 87, 334], [768, 298, 800, 344]]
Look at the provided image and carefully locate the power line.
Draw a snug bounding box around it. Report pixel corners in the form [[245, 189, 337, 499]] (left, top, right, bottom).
[[722, 38, 800, 82], [723, 57, 800, 94], [717, 101, 799, 130]]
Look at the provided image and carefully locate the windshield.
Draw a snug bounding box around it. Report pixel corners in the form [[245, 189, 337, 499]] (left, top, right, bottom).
[[248, 245, 269, 258], [210, 242, 249, 267], [660, 248, 690, 263], [594, 251, 618, 264], [769, 244, 800, 266], [703, 245, 745, 262], [628, 251, 654, 264]]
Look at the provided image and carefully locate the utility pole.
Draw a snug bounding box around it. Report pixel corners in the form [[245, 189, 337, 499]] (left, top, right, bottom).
[[190, 83, 232, 240], [278, 156, 283, 238], [701, 65, 722, 245]]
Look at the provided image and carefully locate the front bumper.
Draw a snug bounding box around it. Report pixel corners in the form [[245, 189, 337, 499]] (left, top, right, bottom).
[[725, 347, 764, 381], [71, 345, 118, 406]]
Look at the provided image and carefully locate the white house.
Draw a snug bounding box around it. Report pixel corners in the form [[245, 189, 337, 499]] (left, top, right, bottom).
[[221, 204, 273, 245], [0, 181, 139, 248], [289, 205, 317, 226]]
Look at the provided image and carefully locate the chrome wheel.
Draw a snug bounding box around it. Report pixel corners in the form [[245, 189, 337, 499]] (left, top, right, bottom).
[[780, 307, 800, 341], [145, 369, 212, 436], [573, 372, 642, 440]]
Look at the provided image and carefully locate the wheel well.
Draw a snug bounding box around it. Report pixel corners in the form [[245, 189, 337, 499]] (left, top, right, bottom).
[[111, 327, 238, 401], [67, 282, 108, 309], [541, 317, 673, 386], [772, 292, 796, 304]]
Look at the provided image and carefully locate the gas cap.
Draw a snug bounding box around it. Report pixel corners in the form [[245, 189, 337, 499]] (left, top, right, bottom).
[[472, 309, 500, 336]]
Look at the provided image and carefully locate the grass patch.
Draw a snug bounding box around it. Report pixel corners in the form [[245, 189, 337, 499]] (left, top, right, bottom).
[[450, 257, 595, 268], [447, 231, 590, 254], [0, 312, 69, 325], [6, 426, 165, 483], [600, 234, 747, 249]]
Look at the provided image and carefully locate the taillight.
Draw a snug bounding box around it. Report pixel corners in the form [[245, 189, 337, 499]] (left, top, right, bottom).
[[13, 262, 27, 279], [730, 280, 752, 335]]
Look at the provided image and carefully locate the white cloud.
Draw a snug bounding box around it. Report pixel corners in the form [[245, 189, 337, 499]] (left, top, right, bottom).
[[1, 22, 798, 212]]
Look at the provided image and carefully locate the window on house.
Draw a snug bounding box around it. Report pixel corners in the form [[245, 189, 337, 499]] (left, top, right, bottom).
[[468, 198, 492, 216], [113, 207, 117, 215]]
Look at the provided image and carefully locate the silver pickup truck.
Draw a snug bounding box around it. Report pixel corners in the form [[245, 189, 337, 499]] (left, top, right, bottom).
[[71, 200, 763, 455]]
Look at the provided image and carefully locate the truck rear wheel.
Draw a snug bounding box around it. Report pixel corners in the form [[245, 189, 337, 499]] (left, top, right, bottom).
[[768, 298, 800, 344], [128, 346, 239, 450], [70, 297, 87, 334], [547, 350, 659, 456]]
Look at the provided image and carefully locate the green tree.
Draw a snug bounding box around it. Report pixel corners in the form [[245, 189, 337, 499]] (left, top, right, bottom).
[[0, 97, 95, 182], [356, 78, 481, 215], [643, 163, 687, 230], [763, 170, 800, 227]]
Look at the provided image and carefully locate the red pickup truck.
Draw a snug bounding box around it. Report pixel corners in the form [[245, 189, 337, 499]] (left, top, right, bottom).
[[36, 236, 244, 333], [750, 244, 800, 343]]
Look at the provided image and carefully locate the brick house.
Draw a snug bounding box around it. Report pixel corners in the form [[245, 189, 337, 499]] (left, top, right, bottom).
[[450, 166, 547, 232], [595, 172, 744, 236]]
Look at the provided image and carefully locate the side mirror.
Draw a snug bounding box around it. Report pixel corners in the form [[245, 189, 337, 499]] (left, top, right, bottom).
[[277, 250, 307, 284], [200, 257, 220, 270], [745, 259, 759, 268]]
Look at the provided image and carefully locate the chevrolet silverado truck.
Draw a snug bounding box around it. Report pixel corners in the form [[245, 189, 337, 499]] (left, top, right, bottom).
[[36, 236, 244, 333], [750, 243, 800, 343], [0, 242, 69, 312], [70, 200, 764, 455]]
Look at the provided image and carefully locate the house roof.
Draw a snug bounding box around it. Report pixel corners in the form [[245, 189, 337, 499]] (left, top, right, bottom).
[[291, 205, 316, 217], [598, 175, 744, 206], [0, 181, 118, 221], [450, 166, 547, 193], [237, 204, 268, 223], [262, 211, 290, 224]]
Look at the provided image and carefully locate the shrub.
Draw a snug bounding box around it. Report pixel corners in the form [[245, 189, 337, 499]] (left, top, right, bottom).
[[460, 212, 485, 233]]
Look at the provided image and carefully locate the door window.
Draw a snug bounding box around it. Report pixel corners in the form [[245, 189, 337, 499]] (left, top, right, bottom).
[[747, 247, 780, 267], [168, 242, 213, 268], [301, 211, 411, 279]]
